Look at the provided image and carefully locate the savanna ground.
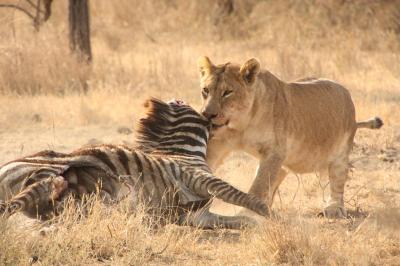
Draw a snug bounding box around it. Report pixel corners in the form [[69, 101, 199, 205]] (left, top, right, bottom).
[[0, 1, 400, 265]]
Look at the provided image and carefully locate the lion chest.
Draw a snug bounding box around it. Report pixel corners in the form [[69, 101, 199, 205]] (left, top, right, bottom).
[[239, 126, 277, 157]]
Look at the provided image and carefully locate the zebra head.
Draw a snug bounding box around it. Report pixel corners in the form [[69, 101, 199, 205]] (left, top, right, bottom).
[[135, 98, 211, 159]]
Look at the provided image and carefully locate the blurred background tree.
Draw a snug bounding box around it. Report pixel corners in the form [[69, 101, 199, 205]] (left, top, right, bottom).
[[0, 0, 91, 63], [68, 0, 91, 63]]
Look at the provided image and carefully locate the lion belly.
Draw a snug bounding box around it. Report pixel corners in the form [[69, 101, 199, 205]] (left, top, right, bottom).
[[284, 131, 353, 173]]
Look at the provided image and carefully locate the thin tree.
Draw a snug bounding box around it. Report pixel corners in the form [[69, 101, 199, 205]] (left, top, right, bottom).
[[0, 0, 92, 63], [68, 0, 92, 63]]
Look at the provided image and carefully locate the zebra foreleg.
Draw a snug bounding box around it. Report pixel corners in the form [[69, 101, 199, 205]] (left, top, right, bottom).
[[179, 209, 258, 230]]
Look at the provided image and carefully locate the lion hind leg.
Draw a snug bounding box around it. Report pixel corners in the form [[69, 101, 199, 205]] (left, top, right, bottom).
[[323, 158, 349, 219]]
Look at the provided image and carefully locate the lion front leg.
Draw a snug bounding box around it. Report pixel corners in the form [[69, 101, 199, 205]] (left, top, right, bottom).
[[248, 155, 286, 208]]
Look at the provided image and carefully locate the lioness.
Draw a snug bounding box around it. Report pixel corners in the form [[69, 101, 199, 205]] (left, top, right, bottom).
[[197, 56, 382, 218]]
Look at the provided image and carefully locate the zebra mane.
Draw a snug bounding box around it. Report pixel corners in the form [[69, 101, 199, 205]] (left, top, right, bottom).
[[135, 98, 210, 157]]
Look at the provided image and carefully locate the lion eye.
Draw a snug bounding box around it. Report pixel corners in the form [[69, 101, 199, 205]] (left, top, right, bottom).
[[202, 88, 209, 98], [222, 90, 233, 98]]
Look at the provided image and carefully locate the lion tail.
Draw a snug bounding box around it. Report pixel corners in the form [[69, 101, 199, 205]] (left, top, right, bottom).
[[357, 117, 383, 129]]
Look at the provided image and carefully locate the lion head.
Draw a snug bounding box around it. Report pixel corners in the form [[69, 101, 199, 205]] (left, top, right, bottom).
[[197, 56, 260, 135]]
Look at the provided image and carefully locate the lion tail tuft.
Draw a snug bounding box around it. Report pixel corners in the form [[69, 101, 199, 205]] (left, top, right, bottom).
[[357, 117, 383, 129]]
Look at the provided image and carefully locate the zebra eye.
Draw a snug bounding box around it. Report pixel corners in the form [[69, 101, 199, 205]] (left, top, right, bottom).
[[202, 88, 209, 98], [222, 90, 233, 98]]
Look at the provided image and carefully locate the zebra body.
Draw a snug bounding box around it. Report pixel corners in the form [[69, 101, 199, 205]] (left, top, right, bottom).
[[0, 99, 267, 229]]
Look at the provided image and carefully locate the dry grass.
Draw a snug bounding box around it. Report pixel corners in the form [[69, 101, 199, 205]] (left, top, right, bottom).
[[0, 0, 399, 265]]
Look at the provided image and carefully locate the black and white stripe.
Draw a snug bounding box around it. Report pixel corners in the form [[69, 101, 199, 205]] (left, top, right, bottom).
[[0, 176, 66, 219], [0, 98, 267, 228]]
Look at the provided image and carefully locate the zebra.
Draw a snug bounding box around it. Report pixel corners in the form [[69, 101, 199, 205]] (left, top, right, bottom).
[[0, 98, 268, 229]]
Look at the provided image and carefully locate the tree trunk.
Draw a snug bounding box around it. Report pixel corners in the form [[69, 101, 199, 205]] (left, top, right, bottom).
[[68, 0, 92, 63]]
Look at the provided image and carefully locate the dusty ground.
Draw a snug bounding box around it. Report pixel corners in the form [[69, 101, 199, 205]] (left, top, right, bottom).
[[1, 1, 400, 265]]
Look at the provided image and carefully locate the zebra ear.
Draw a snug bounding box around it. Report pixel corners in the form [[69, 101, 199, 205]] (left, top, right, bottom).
[[239, 58, 260, 85], [197, 56, 215, 78]]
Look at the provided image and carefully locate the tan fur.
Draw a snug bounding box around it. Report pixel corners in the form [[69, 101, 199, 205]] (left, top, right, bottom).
[[197, 56, 382, 218]]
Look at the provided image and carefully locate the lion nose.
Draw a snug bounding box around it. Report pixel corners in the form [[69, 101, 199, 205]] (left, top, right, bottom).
[[202, 111, 218, 120]]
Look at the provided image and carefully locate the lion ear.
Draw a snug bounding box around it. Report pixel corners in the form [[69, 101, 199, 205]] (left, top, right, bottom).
[[197, 56, 215, 78], [239, 58, 260, 85]]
